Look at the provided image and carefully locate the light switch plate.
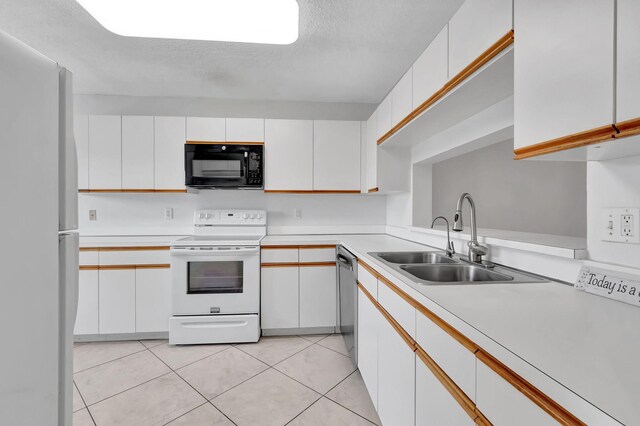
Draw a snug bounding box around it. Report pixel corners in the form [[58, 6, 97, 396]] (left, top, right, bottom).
[[89, 209, 97, 221], [164, 208, 173, 220], [602, 208, 640, 244]]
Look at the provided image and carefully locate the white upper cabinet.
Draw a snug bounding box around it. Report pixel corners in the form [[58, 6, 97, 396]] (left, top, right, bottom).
[[412, 24, 448, 109], [365, 112, 377, 192], [376, 94, 393, 140], [226, 118, 264, 142], [154, 116, 186, 190], [186, 117, 225, 142], [514, 0, 614, 150], [313, 120, 361, 191], [264, 119, 313, 191], [617, 0, 640, 123], [89, 115, 121, 189], [74, 114, 89, 190], [391, 68, 413, 127], [449, 0, 512, 77], [122, 116, 154, 189]]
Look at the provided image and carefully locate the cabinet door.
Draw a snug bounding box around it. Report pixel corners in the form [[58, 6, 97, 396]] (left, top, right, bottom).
[[357, 288, 378, 409], [449, 0, 512, 77], [365, 112, 377, 192], [186, 117, 225, 142], [514, 0, 614, 149], [74, 270, 98, 335], [89, 115, 121, 189], [264, 119, 313, 191], [617, 0, 640, 123], [313, 120, 361, 191], [413, 25, 448, 109], [392, 68, 413, 127], [75, 114, 89, 190], [416, 358, 474, 426], [135, 268, 171, 333], [376, 94, 392, 140], [154, 116, 186, 190], [378, 315, 415, 426], [122, 116, 154, 189], [476, 360, 557, 426], [299, 265, 336, 328], [261, 266, 299, 329], [226, 118, 264, 142], [98, 269, 136, 334]]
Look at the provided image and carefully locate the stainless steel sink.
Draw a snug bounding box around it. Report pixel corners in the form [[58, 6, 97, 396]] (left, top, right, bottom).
[[368, 250, 548, 285], [400, 264, 513, 283], [373, 251, 458, 264]]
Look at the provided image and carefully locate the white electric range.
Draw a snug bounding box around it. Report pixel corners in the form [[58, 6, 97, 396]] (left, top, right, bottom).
[[169, 209, 266, 345]]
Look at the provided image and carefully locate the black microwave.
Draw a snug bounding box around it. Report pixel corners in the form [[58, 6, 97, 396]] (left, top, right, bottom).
[[185, 143, 264, 189]]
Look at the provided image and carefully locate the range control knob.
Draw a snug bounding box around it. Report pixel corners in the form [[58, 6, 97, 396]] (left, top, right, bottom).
[[199, 213, 206, 220], [257, 213, 263, 219], [242, 213, 249, 220], [205, 213, 212, 219], [250, 213, 256, 219]]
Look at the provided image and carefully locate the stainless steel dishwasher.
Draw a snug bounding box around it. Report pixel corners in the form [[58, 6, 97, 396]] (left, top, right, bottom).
[[337, 245, 358, 367]]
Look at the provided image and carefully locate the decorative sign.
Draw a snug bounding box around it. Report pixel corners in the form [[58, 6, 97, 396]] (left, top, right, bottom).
[[575, 265, 640, 308]]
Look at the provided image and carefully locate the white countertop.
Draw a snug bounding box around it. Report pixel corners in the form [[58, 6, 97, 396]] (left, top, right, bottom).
[[262, 234, 638, 425]]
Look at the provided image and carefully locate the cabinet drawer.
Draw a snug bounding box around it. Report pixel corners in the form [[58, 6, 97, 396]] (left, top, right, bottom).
[[261, 248, 299, 263], [79, 251, 99, 266], [476, 360, 557, 426], [98, 249, 170, 265], [298, 247, 335, 263], [377, 280, 415, 338], [416, 312, 476, 401], [357, 262, 378, 298]]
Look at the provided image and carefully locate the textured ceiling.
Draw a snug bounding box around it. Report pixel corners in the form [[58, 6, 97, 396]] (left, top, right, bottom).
[[0, 0, 463, 103]]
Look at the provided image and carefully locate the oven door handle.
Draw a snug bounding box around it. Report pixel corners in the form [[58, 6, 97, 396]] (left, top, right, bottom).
[[170, 246, 260, 255]]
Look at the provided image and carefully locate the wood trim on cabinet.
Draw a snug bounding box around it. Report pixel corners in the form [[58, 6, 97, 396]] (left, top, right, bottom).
[[513, 124, 616, 159], [261, 262, 300, 268], [185, 140, 264, 145], [261, 245, 336, 250], [367, 187, 379, 193], [615, 117, 640, 139], [415, 345, 479, 422], [261, 261, 336, 268], [475, 411, 493, 426], [134, 264, 171, 269], [79, 189, 187, 193], [80, 246, 170, 252], [97, 264, 137, 270], [357, 282, 416, 351], [79, 265, 99, 271], [377, 30, 515, 146], [476, 351, 586, 426], [263, 190, 361, 194]]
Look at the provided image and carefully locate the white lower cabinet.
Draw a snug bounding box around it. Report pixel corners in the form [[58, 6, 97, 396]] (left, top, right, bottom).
[[357, 288, 379, 409], [476, 360, 557, 426], [261, 266, 299, 329], [74, 270, 99, 335], [416, 359, 473, 426], [98, 269, 136, 334], [378, 315, 416, 426], [135, 268, 171, 333], [299, 265, 337, 328]]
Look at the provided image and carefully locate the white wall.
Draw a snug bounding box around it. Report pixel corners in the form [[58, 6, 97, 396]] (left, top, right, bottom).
[[79, 192, 387, 235], [587, 156, 640, 268], [75, 94, 375, 120]]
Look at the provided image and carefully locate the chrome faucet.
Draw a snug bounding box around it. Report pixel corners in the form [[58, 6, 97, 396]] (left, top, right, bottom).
[[431, 216, 455, 258], [452, 193, 488, 263]]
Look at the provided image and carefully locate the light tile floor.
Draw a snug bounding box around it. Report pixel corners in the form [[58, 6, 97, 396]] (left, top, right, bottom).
[[73, 334, 380, 426]]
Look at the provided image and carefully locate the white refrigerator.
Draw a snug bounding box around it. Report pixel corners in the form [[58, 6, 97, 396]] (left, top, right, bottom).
[[0, 29, 79, 426]]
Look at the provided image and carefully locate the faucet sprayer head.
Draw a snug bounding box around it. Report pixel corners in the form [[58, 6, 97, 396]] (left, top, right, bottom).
[[452, 210, 463, 232]]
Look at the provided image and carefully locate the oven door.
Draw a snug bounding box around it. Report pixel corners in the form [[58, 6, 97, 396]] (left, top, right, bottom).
[[171, 246, 260, 315]]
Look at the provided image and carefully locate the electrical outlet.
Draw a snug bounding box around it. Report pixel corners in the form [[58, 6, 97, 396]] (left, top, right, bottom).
[[164, 208, 173, 220], [602, 208, 639, 243], [89, 210, 97, 221], [294, 208, 302, 219]]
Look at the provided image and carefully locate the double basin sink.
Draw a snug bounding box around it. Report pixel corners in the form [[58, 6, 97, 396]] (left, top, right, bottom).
[[369, 251, 547, 285]]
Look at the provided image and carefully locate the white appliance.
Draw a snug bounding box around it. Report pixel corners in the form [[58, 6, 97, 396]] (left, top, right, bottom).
[[169, 210, 266, 345], [0, 30, 78, 426]]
